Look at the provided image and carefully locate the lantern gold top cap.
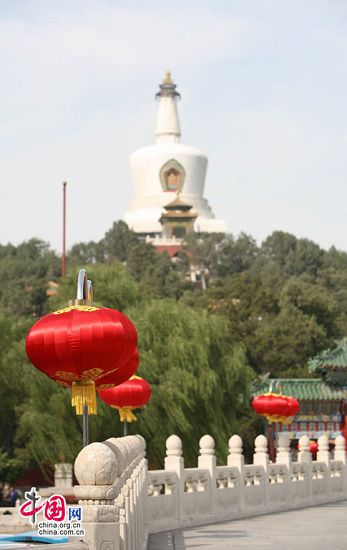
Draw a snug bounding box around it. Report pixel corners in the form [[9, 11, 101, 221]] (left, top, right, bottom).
[[69, 269, 93, 306]]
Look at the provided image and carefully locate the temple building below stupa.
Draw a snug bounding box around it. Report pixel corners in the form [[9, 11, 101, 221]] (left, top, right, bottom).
[[123, 72, 227, 239], [159, 193, 197, 240]]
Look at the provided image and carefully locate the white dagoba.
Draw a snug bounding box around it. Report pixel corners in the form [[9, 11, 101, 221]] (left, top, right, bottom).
[[123, 72, 227, 235]]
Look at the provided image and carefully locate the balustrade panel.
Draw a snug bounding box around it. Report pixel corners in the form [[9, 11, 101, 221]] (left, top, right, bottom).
[[183, 468, 210, 519], [243, 465, 266, 511], [267, 463, 290, 510], [214, 466, 240, 516], [147, 470, 178, 524]]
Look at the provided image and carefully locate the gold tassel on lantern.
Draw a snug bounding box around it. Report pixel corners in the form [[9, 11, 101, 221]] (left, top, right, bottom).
[[265, 414, 293, 424], [72, 380, 97, 415], [116, 407, 137, 422]]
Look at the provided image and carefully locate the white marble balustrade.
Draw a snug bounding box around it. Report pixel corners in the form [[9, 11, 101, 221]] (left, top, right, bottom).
[[146, 433, 347, 533], [73, 432, 347, 550]]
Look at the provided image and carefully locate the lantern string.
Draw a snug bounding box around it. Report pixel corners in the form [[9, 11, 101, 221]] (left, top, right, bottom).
[[72, 380, 97, 415]]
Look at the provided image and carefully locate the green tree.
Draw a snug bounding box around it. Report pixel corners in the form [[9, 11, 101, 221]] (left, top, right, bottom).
[[69, 241, 105, 265], [49, 263, 140, 312], [4, 227, 347, 476], [102, 220, 138, 262], [284, 239, 324, 278], [0, 313, 32, 479], [127, 243, 190, 299], [279, 277, 338, 339], [127, 300, 255, 466], [217, 233, 258, 277], [15, 372, 82, 475], [260, 231, 324, 279], [261, 231, 297, 270], [127, 242, 158, 282], [251, 305, 328, 377], [184, 232, 225, 279], [0, 239, 60, 317], [323, 246, 347, 271]]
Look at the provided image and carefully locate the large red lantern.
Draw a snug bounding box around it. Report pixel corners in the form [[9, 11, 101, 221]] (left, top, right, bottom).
[[26, 270, 138, 416], [252, 393, 300, 424], [99, 375, 151, 423]]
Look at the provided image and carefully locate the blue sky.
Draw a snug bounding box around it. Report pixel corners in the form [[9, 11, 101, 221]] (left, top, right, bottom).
[[1, 0, 347, 251]]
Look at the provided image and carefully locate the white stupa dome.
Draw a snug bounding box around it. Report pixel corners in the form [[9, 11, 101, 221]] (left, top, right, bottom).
[[123, 72, 227, 235]]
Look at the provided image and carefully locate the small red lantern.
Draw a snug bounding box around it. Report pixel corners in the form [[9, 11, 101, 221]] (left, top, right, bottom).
[[309, 441, 318, 455], [26, 271, 138, 416], [99, 376, 151, 422], [95, 348, 139, 391], [252, 393, 300, 424]]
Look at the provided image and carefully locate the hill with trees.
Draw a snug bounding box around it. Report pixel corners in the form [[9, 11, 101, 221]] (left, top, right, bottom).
[[1, 222, 347, 478]]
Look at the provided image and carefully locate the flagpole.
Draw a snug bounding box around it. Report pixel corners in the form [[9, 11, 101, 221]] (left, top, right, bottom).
[[62, 182, 67, 277]]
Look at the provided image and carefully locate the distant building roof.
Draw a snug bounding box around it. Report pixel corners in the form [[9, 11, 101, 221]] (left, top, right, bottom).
[[164, 194, 194, 212], [160, 194, 198, 223], [308, 338, 347, 383], [253, 378, 346, 401]]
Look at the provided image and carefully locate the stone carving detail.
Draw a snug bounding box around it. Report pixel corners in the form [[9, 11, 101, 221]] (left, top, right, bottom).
[[216, 467, 238, 489], [75, 442, 118, 486], [73, 436, 147, 549], [80, 504, 119, 523], [75, 484, 120, 501], [147, 473, 176, 496], [184, 470, 208, 493]]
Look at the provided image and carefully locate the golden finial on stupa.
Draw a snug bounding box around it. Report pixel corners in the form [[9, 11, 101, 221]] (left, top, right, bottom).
[[164, 70, 173, 85]]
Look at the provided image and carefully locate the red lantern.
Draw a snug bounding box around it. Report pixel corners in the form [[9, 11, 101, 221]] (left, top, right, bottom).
[[252, 393, 300, 424], [26, 304, 138, 415], [96, 348, 139, 391], [99, 376, 151, 422], [309, 441, 318, 455]]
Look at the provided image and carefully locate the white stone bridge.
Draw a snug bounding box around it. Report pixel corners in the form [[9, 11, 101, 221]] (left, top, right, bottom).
[[2, 433, 346, 549]]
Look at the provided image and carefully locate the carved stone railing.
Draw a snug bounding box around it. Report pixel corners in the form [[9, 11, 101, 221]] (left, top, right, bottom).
[[72, 431, 347, 548], [73, 435, 147, 550], [146, 433, 347, 533]]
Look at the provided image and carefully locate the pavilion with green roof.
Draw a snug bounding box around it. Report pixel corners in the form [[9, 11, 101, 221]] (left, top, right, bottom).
[[308, 338, 347, 385]]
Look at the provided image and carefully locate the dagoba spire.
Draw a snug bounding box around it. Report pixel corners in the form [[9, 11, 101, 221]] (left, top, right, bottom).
[[155, 71, 181, 144], [123, 73, 227, 236]]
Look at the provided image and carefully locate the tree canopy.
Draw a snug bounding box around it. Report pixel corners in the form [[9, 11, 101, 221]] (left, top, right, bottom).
[[2, 224, 347, 476]]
